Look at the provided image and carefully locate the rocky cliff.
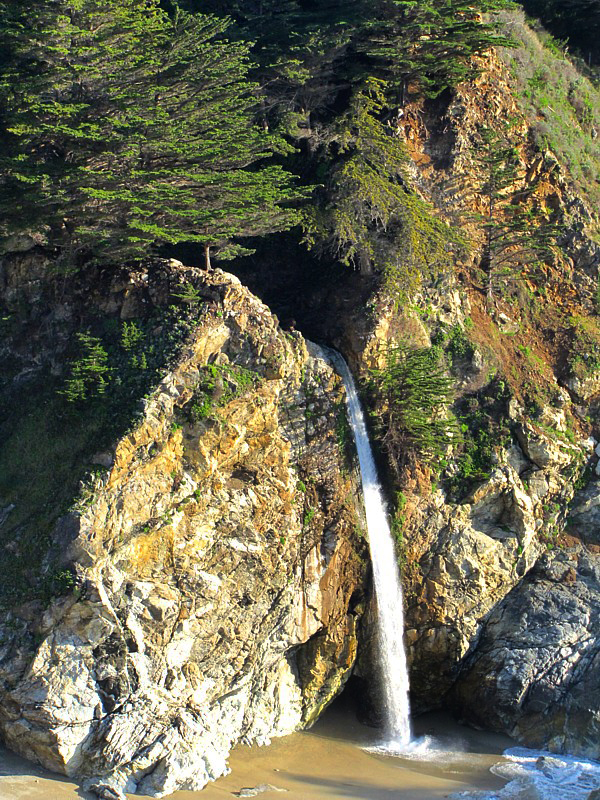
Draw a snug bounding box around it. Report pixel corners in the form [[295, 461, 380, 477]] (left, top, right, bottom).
[[2, 9, 600, 791], [274, 35, 600, 759], [0, 266, 368, 798], [362, 41, 600, 756]]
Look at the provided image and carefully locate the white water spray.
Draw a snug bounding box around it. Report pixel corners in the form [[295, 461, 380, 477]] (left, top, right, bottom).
[[322, 347, 412, 747]]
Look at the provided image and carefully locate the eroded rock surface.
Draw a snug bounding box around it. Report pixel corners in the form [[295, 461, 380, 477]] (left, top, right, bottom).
[[403, 424, 586, 708], [0, 270, 367, 797], [450, 546, 600, 759]]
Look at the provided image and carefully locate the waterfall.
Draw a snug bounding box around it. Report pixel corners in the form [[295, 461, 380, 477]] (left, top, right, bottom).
[[320, 346, 412, 747]]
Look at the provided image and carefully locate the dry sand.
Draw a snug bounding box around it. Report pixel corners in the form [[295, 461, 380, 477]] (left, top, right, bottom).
[[0, 703, 510, 800]]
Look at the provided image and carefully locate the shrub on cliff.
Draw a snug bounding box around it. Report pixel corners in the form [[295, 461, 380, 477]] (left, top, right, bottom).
[[0, 0, 303, 268], [369, 344, 457, 476]]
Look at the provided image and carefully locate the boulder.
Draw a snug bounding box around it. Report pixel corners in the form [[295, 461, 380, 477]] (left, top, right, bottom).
[[451, 546, 600, 759], [0, 271, 368, 797]]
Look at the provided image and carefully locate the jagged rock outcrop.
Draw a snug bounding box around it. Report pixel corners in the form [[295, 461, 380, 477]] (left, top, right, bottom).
[[450, 545, 600, 759], [0, 269, 368, 798], [568, 477, 600, 547], [402, 424, 587, 707]]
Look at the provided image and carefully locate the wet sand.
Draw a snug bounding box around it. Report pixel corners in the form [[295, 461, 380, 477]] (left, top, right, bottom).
[[0, 703, 511, 800]]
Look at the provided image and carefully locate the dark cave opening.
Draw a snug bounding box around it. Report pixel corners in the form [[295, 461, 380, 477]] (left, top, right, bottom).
[[169, 232, 379, 356]]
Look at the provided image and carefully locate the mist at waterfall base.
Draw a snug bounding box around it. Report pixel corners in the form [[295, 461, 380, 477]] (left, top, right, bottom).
[[323, 346, 600, 800]]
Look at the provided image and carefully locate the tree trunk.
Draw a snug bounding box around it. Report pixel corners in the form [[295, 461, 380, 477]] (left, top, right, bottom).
[[204, 244, 211, 270]]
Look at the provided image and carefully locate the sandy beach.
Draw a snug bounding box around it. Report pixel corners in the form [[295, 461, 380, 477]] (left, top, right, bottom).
[[0, 701, 511, 800]]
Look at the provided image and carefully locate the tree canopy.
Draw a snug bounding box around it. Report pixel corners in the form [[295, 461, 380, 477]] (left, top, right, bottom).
[[467, 124, 558, 300], [0, 0, 303, 267], [0, 0, 528, 280], [303, 79, 459, 296]]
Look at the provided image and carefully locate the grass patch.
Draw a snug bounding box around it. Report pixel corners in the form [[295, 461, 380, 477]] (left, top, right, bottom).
[[567, 314, 600, 379], [183, 362, 262, 423], [497, 9, 600, 211]]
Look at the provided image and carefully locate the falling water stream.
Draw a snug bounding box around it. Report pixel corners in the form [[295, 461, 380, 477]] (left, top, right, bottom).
[[321, 347, 412, 747]]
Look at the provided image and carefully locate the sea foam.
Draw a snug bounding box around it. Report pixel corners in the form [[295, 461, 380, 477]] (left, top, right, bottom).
[[449, 747, 600, 800]]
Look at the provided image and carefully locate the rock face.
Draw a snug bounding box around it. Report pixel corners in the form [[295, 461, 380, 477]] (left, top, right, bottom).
[[0, 269, 367, 797], [568, 478, 600, 546], [451, 545, 600, 759], [403, 426, 585, 708]]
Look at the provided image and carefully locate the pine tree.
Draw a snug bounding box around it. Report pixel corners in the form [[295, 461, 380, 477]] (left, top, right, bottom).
[[180, 0, 365, 130], [360, 0, 516, 98], [369, 344, 457, 474], [469, 125, 558, 300], [303, 79, 458, 297], [0, 0, 304, 267]]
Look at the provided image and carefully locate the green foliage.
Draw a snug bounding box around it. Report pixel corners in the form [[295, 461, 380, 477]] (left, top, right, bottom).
[[172, 283, 205, 307], [184, 362, 262, 423], [42, 569, 77, 599], [431, 321, 477, 371], [303, 507, 316, 527], [0, 0, 304, 267], [449, 423, 496, 494], [0, 381, 105, 606], [369, 344, 457, 474], [567, 314, 600, 379], [0, 298, 205, 606], [61, 306, 198, 418], [360, 0, 516, 98], [303, 80, 460, 297], [121, 322, 144, 353], [466, 120, 559, 299], [497, 10, 600, 209], [60, 333, 111, 403], [390, 490, 408, 567], [185, 0, 516, 112], [446, 378, 512, 499]]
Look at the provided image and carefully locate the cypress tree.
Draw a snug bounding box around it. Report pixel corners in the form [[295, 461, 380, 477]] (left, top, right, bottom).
[[469, 125, 559, 300], [0, 0, 304, 267], [361, 0, 516, 98], [303, 79, 458, 296]]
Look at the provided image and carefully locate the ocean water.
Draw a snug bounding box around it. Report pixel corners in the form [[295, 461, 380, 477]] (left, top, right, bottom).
[[448, 747, 600, 800]]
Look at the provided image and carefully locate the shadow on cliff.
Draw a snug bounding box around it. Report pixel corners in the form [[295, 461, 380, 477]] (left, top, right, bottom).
[[169, 231, 379, 356]]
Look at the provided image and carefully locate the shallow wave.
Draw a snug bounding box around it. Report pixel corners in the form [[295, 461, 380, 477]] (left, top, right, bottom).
[[448, 747, 600, 800]]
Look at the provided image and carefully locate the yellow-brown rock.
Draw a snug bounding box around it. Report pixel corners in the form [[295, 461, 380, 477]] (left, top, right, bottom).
[[0, 269, 367, 798]]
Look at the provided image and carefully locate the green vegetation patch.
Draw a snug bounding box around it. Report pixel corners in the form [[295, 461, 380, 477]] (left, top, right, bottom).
[[369, 344, 457, 476], [431, 319, 477, 372], [446, 378, 513, 500], [183, 362, 263, 423], [566, 314, 600, 380], [0, 304, 201, 607], [498, 10, 600, 209], [303, 79, 465, 301]]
